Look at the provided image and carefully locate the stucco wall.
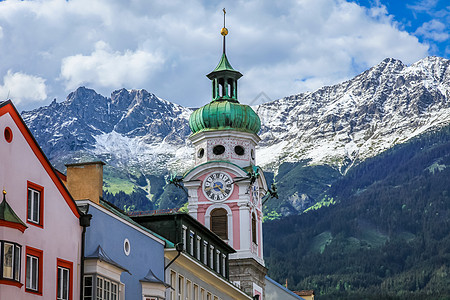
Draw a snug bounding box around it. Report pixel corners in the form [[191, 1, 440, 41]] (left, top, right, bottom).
[[84, 203, 166, 299], [0, 108, 82, 299]]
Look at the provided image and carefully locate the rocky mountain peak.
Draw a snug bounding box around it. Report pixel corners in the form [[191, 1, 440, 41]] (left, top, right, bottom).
[[21, 56, 450, 176]]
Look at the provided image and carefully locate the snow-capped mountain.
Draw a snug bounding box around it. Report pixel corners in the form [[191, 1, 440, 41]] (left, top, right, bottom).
[[257, 56, 450, 172], [22, 56, 450, 176]]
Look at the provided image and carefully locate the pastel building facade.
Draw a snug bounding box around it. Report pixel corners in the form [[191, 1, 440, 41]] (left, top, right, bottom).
[[0, 100, 82, 300], [183, 23, 268, 298], [63, 162, 168, 300]]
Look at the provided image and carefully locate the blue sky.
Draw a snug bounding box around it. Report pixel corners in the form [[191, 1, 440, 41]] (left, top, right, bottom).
[[0, 0, 448, 111], [353, 0, 449, 56]]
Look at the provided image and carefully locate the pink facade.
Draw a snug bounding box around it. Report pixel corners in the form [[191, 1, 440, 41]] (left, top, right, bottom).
[[0, 101, 82, 299]]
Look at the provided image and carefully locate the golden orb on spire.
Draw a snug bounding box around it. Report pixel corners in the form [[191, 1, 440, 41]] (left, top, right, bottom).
[[221, 27, 228, 36], [2, 189, 6, 195]]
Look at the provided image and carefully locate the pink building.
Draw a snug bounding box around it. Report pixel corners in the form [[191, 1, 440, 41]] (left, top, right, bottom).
[[0, 100, 82, 299]]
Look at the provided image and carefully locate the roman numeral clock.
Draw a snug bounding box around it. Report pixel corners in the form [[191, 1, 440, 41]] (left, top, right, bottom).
[[203, 172, 233, 201]]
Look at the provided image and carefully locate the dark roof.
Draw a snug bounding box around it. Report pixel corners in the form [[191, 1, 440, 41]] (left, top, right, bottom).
[[86, 245, 130, 274], [294, 290, 315, 296], [140, 268, 170, 287], [132, 212, 235, 253], [0, 191, 27, 230]]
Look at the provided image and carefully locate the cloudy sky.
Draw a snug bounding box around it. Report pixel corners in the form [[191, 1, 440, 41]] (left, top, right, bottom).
[[0, 0, 448, 111]]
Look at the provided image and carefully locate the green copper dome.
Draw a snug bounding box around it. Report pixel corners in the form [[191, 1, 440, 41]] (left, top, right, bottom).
[[189, 24, 261, 136], [189, 100, 261, 135]]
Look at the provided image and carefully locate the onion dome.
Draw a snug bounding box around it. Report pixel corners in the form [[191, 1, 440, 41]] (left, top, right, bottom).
[[189, 100, 261, 134], [189, 12, 261, 136]]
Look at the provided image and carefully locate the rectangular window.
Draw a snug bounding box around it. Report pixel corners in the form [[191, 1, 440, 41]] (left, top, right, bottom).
[[222, 254, 226, 277], [27, 181, 44, 227], [82, 275, 119, 300], [170, 270, 176, 300], [57, 259, 73, 300], [177, 275, 184, 300], [83, 275, 93, 300], [186, 280, 192, 300], [200, 288, 205, 300], [2, 241, 21, 282], [209, 246, 214, 269], [182, 225, 187, 251], [207, 292, 211, 300], [189, 231, 194, 256], [25, 246, 43, 295], [202, 241, 208, 265], [215, 250, 220, 273], [196, 236, 201, 260], [96, 276, 103, 299], [193, 284, 199, 300]]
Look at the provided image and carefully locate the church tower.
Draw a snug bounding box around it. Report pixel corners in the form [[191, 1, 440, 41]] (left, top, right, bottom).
[[183, 10, 268, 299]]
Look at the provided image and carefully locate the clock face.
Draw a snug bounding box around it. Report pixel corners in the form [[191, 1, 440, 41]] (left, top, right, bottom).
[[203, 172, 234, 201]]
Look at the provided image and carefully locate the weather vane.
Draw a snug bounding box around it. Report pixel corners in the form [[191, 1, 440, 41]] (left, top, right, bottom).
[[221, 8, 228, 54]]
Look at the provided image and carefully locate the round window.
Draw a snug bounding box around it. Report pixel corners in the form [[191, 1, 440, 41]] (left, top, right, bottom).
[[124, 238, 131, 256], [197, 148, 205, 158], [4, 127, 12, 143], [251, 149, 255, 160], [213, 145, 225, 155], [234, 145, 245, 156]]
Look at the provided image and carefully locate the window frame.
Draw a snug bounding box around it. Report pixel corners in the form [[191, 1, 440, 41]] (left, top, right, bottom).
[[25, 246, 43, 295], [251, 213, 257, 245], [57, 258, 73, 300], [0, 240, 22, 287], [27, 181, 44, 228], [210, 208, 228, 240], [83, 274, 119, 300]]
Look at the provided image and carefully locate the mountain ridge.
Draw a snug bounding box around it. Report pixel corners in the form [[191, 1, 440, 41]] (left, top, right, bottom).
[[20, 56, 450, 212]]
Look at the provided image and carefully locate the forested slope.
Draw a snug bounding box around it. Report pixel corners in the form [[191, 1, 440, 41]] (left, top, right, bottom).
[[263, 125, 450, 299]]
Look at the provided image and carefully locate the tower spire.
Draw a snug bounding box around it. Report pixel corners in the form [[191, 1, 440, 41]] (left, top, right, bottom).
[[221, 8, 228, 54]]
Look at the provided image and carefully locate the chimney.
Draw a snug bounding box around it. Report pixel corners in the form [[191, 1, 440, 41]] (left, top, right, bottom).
[[65, 161, 105, 204]]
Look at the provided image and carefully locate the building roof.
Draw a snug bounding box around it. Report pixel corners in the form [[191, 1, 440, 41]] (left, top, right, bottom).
[[189, 31, 261, 136], [189, 100, 261, 135], [0, 190, 27, 232], [140, 268, 170, 287], [0, 100, 80, 218], [99, 199, 174, 248], [86, 245, 130, 274], [207, 53, 243, 80], [132, 212, 236, 253], [265, 276, 306, 300], [294, 290, 315, 296]]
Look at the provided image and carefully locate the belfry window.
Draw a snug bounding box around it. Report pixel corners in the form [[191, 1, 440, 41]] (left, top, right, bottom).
[[252, 213, 257, 244], [211, 208, 228, 240]]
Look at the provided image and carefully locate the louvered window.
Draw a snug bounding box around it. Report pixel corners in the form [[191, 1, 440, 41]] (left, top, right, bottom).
[[211, 209, 228, 240]]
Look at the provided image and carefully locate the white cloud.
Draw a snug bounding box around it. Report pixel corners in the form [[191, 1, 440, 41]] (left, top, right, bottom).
[[415, 20, 449, 42], [60, 41, 165, 91], [0, 0, 431, 110], [0, 70, 47, 105]]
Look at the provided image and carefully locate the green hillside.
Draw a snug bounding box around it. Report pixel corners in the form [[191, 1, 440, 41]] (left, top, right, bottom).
[[263, 125, 450, 299]]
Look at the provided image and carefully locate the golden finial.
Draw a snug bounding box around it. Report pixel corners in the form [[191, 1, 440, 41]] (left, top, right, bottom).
[[221, 8, 228, 36], [2, 189, 6, 195]]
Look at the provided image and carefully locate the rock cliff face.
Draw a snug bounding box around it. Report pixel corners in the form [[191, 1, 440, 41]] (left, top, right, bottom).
[[22, 56, 450, 177], [256, 56, 450, 172]]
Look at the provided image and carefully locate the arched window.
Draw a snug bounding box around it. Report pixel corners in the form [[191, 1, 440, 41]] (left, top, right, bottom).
[[252, 213, 257, 244], [211, 208, 228, 240]]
